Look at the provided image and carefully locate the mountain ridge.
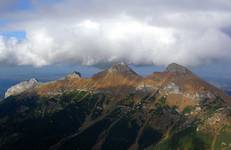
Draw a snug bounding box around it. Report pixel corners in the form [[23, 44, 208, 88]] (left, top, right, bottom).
[[5, 63, 231, 107], [1, 63, 230, 150]]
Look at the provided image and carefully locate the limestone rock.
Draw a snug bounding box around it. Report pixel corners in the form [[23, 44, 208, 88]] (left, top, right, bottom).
[[5, 78, 39, 98], [65, 71, 81, 79]]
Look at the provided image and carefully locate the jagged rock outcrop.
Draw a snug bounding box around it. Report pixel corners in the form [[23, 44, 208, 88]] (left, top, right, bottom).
[[65, 71, 81, 79], [4, 78, 39, 98]]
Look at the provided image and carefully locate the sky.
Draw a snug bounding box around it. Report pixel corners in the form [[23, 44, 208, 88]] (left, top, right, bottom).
[[0, 0, 231, 68], [0, 0, 231, 91], [0, 0, 231, 96]]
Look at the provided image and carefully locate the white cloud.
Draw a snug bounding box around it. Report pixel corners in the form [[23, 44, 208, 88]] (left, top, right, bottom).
[[1, 0, 231, 67]]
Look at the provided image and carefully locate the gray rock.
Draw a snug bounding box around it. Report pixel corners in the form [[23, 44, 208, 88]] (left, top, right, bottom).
[[5, 78, 39, 98], [163, 82, 181, 94], [166, 63, 191, 74], [136, 83, 156, 92], [195, 91, 216, 101]]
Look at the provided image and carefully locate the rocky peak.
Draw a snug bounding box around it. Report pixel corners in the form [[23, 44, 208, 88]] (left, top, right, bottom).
[[165, 63, 192, 74], [5, 78, 39, 98], [66, 71, 81, 79], [92, 62, 140, 79], [108, 62, 138, 76]]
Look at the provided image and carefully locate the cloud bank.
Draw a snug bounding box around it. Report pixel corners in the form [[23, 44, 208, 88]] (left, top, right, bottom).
[[1, 0, 231, 67]]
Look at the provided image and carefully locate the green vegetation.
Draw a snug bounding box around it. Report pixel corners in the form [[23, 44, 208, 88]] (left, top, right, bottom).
[[214, 126, 231, 150], [153, 126, 213, 150], [159, 96, 166, 107], [138, 125, 162, 149], [141, 93, 156, 102], [201, 96, 224, 114], [153, 96, 168, 116], [0, 91, 109, 150], [0, 91, 230, 150], [122, 93, 135, 106], [102, 118, 140, 150], [183, 106, 195, 114]]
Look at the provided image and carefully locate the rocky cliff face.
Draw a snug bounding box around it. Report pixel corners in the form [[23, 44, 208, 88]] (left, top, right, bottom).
[[4, 78, 39, 98]]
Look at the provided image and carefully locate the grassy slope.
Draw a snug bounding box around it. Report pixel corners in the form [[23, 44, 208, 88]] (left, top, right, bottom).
[[0, 91, 230, 150]]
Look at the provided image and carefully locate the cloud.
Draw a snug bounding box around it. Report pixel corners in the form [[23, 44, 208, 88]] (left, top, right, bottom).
[[1, 0, 231, 67]]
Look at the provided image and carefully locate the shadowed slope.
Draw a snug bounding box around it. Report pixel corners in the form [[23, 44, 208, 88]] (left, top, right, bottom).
[[0, 63, 231, 150]]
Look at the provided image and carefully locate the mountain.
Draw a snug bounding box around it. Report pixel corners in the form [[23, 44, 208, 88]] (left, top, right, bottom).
[[0, 63, 230, 150], [35, 63, 142, 97]]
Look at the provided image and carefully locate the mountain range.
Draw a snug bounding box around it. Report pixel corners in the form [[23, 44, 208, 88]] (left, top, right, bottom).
[[0, 63, 230, 150]]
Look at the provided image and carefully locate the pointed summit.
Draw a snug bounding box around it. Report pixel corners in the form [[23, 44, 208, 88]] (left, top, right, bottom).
[[108, 62, 137, 74], [165, 63, 192, 74], [93, 62, 140, 79]]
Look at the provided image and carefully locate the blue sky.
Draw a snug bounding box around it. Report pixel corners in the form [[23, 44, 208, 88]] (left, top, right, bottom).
[[0, 0, 57, 39], [0, 0, 28, 39], [13, 0, 33, 10], [0, 30, 26, 40]]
